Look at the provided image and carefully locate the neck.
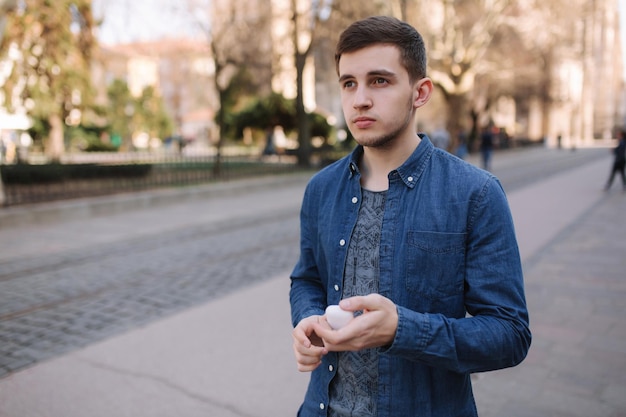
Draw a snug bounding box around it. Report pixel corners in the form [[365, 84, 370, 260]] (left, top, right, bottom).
[[359, 134, 421, 191]]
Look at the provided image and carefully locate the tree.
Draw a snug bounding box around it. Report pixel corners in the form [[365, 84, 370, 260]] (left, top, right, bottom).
[[185, 0, 272, 173], [287, 0, 341, 167], [215, 66, 258, 141], [106, 79, 173, 150], [0, 0, 97, 161], [134, 86, 174, 143], [186, 0, 381, 167], [410, 0, 515, 149], [506, 0, 592, 143], [106, 79, 134, 149]]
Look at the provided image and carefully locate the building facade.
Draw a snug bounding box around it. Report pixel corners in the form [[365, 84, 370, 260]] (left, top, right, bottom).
[[95, 38, 216, 146], [545, 0, 624, 148]]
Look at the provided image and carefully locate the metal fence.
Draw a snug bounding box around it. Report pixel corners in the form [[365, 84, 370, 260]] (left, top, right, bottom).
[[0, 151, 306, 207]]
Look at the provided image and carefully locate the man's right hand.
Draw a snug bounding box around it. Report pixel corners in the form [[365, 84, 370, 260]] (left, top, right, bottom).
[[292, 315, 329, 372]]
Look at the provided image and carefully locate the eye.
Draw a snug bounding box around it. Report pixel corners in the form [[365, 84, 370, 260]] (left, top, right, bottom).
[[373, 78, 388, 86], [342, 80, 356, 89]]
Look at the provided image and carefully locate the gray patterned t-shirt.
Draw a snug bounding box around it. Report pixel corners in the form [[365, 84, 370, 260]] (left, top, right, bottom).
[[329, 189, 386, 417]]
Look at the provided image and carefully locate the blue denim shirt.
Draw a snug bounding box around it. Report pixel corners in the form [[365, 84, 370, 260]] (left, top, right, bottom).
[[290, 136, 531, 417]]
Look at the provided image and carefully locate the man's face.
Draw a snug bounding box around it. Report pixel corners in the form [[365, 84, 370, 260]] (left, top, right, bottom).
[[338, 44, 417, 148]]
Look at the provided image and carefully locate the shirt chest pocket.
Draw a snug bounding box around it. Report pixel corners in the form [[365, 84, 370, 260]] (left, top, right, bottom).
[[405, 231, 467, 300]]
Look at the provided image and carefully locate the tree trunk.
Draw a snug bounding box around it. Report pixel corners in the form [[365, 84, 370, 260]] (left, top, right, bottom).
[[213, 87, 227, 176], [46, 113, 64, 162], [295, 53, 311, 167]]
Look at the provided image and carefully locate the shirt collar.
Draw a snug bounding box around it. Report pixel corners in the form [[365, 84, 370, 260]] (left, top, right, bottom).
[[347, 134, 434, 188]]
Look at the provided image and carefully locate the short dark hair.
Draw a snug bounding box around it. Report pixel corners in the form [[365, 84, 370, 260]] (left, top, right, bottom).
[[335, 16, 427, 82]]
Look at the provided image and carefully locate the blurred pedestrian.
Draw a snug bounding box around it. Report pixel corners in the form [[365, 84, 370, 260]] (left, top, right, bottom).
[[455, 129, 468, 160], [262, 126, 276, 156], [604, 130, 626, 192], [290, 16, 530, 417], [480, 126, 495, 171], [430, 125, 450, 151]]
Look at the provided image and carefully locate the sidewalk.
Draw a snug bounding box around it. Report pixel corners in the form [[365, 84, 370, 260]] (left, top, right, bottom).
[[1, 155, 625, 417], [473, 158, 626, 417]]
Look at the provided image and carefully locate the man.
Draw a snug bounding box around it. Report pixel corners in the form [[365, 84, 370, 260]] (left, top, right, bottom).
[[430, 125, 451, 151], [604, 130, 626, 191], [480, 125, 495, 171], [290, 16, 531, 417]]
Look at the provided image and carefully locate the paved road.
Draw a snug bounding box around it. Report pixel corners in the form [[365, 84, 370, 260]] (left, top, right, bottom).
[[0, 145, 623, 417]]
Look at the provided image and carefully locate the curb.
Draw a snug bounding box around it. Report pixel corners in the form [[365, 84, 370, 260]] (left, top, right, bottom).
[[0, 171, 314, 229]]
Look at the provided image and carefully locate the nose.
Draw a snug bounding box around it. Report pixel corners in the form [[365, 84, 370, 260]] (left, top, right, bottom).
[[353, 86, 372, 109]]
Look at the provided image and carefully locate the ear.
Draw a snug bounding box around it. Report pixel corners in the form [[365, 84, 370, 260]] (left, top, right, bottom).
[[413, 77, 433, 109]]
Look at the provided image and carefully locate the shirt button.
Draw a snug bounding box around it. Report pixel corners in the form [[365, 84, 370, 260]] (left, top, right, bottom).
[[351, 196, 358, 204], [339, 239, 346, 246], [329, 365, 334, 372], [408, 176, 414, 182], [320, 403, 325, 410], [334, 284, 340, 292]]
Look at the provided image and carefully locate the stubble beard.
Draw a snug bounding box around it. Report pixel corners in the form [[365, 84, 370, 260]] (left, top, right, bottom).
[[357, 125, 405, 149], [352, 98, 415, 149]]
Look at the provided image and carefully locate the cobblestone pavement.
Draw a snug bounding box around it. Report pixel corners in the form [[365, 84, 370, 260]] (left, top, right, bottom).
[[0, 146, 611, 379], [0, 178, 304, 379]]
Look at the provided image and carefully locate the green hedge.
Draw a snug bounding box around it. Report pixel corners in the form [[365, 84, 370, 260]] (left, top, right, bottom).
[[1, 163, 153, 184]]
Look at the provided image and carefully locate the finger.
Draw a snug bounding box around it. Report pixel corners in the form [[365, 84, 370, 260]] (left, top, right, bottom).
[[292, 327, 312, 348], [293, 315, 322, 348], [293, 335, 325, 355], [297, 360, 321, 372], [339, 293, 382, 312], [312, 321, 355, 347], [294, 352, 321, 372], [295, 348, 325, 364], [293, 342, 325, 371], [317, 315, 333, 330], [293, 326, 328, 355]]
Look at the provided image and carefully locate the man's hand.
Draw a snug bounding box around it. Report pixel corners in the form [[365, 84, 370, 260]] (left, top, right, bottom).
[[292, 315, 328, 372], [314, 294, 398, 351]]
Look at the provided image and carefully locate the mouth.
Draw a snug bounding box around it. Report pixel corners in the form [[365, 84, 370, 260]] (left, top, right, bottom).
[[352, 116, 375, 129]]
